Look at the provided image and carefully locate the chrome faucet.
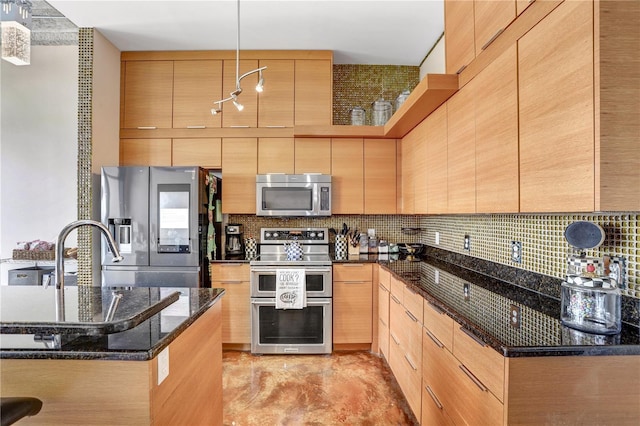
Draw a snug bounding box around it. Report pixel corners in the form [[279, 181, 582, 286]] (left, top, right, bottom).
[[55, 219, 124, 289]]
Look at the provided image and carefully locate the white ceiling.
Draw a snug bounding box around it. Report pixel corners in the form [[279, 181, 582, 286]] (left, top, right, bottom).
[[46, 0, 445, 65]]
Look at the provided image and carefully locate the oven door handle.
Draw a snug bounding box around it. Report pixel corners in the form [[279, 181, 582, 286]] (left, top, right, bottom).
[[251, 298, 332, 306], [250, 267, 332, 273]]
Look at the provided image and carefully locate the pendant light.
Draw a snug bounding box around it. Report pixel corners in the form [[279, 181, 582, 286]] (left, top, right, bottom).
[[211, 0, 266, 115]]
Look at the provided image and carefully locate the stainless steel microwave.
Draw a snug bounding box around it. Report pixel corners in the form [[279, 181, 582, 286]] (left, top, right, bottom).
[[256, 174, 331, 217]]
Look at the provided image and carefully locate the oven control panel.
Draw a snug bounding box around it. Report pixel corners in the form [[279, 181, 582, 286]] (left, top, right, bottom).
[[260, 228, 328, 243]]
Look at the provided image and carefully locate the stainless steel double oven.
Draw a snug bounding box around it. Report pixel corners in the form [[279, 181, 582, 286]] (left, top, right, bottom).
[[250, 228, 332, 354]]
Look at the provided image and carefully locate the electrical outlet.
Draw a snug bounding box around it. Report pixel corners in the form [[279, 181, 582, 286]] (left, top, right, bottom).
[[157, 347, 170, 385], [463, 282, 470, 301], [464, 234, 471, 251], [434, 269, 440, 284], [511, 241, 522, 263], [435, 232, 440, 245], [510, 304, 521, 329]]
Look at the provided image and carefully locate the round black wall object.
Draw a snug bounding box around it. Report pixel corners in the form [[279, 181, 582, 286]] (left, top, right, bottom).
[[564, 221, 606, 249]]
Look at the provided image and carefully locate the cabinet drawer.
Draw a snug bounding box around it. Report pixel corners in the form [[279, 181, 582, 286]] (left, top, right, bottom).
[[453, 325, 505, 402], [378, 266, 391, 291], [211, 263, 250, 282], [403, 285, 423, 324], [423, 301, 454, 351], [390, 276, 404, 301], [333, 263, 373, 282]]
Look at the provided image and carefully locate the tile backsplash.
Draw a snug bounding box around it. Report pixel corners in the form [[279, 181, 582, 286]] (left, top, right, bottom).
[[231, 213, 639, 299]]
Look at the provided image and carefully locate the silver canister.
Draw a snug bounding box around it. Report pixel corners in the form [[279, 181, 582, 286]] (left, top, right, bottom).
[[371, 98, 392, 126]]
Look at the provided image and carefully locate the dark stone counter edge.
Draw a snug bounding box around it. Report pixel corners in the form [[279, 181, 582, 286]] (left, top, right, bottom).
[[379, 263, 640, 358], [0, 290, 225, 361], [0, 291, 182, 336]]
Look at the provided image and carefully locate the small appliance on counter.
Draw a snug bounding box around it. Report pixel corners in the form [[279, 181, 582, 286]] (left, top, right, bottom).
[[560, 221, 621, 335], [225, 224, 244, 258]]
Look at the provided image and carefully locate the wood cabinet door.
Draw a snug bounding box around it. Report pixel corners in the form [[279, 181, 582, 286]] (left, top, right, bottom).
[[475, 45, 519, 213], [120, 139, 172, 166], [258, 138, 295, 174], [295, 59, 332, 126], [221, 138, 258, 213], [400, 134, 415, 214], [333, 264, 373, 344], [474, 0, 516, 53], [173, 60, 222, 129], [425, 105, 448, 214], [331, 138, 364, 214], [412, 120, 429, 214], [294, 138, 331, 174], [258, 59, 295, 128], [445, 0, 475, 74], [364, 139, 397, 214], [447, 86, 476, 213], [211, 264, 250, 344], [122, 61, 173, 129], [222, 60, 258, 128], [518, 0, 594, 212], [172, 138, 222, 168], [378, 279, 390, 358]]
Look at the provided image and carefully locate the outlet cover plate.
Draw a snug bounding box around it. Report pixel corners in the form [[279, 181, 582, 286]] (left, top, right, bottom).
[[463, 282, 470, 301], [510, 304, 521, 329], [511, 241, 522, 263], [464, 235, 470, 251]]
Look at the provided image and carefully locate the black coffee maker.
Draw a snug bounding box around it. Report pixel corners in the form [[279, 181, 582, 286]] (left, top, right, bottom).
[[225, 224, 244, 257]]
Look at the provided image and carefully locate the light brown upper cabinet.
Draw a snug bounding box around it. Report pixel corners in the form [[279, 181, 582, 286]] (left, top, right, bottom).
[[258, 138, 295, 174], [445, 0, 475, 74], [331, 138, 364, 214], [364, 139, 397, 214], [412, 120, 429, 214], [294, 59, 332, 126], [294, 138, 331, 174], [172, 138, 222, 168], [447, 85, 476, 214], [173, 60, 223, 129], [400, 133, 416, 214], [425, 105, 448, 214], [222, 138, 258, 214], [122, 61, 173, 129], [258, 60, 295, 128], [120, 139, 172, 166], [474, 45, 519, 213], [474, 0, 516, 53], [519, 0, 640, 212], [222, 60, 259, 128]]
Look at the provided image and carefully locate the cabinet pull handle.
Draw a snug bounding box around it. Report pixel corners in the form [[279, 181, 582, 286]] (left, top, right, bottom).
[[460, 326, 486, 347], [379, 283, 389, 291], [425, 329, 444, 349], [405, 310, 418, 323], [390, 332, 400, 346], [425, 385, 443, 410], [379, 318, 387, 327], [481, 28, 504, 51], [221, 263, 243, 267], [459, 364, 488, 392], [265, 125, 286, 128], [343, 281, 368, 284], [390, 295, 401, 305], [428, 301, 445, 315], [230, 125, 250, 128], [404, 354, 417, 371], [341, 264, 365, 267], [221, 280, 243, 284], [186, 125, 206, 129], [456, 65, 467, 74], [137, 126, 157, 130]]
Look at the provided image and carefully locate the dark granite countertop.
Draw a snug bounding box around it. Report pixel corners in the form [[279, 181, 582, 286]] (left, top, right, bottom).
[[0, 287, 225, 361], [381, 256, 640, 357]]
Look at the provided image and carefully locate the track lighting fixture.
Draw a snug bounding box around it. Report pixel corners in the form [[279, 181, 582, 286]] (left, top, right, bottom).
[[211, 0, 266, 115]]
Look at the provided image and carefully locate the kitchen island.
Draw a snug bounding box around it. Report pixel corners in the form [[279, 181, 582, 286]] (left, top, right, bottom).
[[0, 286, 225, 425]]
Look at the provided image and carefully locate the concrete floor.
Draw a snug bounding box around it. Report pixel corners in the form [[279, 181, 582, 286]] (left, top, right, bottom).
[[222, 351, 419, 425]]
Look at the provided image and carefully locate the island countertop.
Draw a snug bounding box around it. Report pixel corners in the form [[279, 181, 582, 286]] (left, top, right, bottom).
[[0, 286, 225, 361]]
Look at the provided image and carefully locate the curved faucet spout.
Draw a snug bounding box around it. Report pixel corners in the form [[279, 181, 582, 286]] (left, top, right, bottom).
[[55, 219, 124, 290]]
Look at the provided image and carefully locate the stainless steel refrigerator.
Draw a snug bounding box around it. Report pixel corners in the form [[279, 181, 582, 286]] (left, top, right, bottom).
[[101, 166, 218, 287]]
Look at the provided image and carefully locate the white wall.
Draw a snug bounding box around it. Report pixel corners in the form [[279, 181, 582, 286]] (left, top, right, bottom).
[[0, 45, 79, 284], [420, 35, 446, 79]]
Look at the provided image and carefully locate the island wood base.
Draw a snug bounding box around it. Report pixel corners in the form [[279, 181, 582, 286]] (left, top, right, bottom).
[[1, 302, 223, 425]]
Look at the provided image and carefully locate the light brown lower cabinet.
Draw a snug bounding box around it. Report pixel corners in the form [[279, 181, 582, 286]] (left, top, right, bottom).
[[210, 263, 251, 346], [377, 267, 391, 358], [333, 263, 373, 346]]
